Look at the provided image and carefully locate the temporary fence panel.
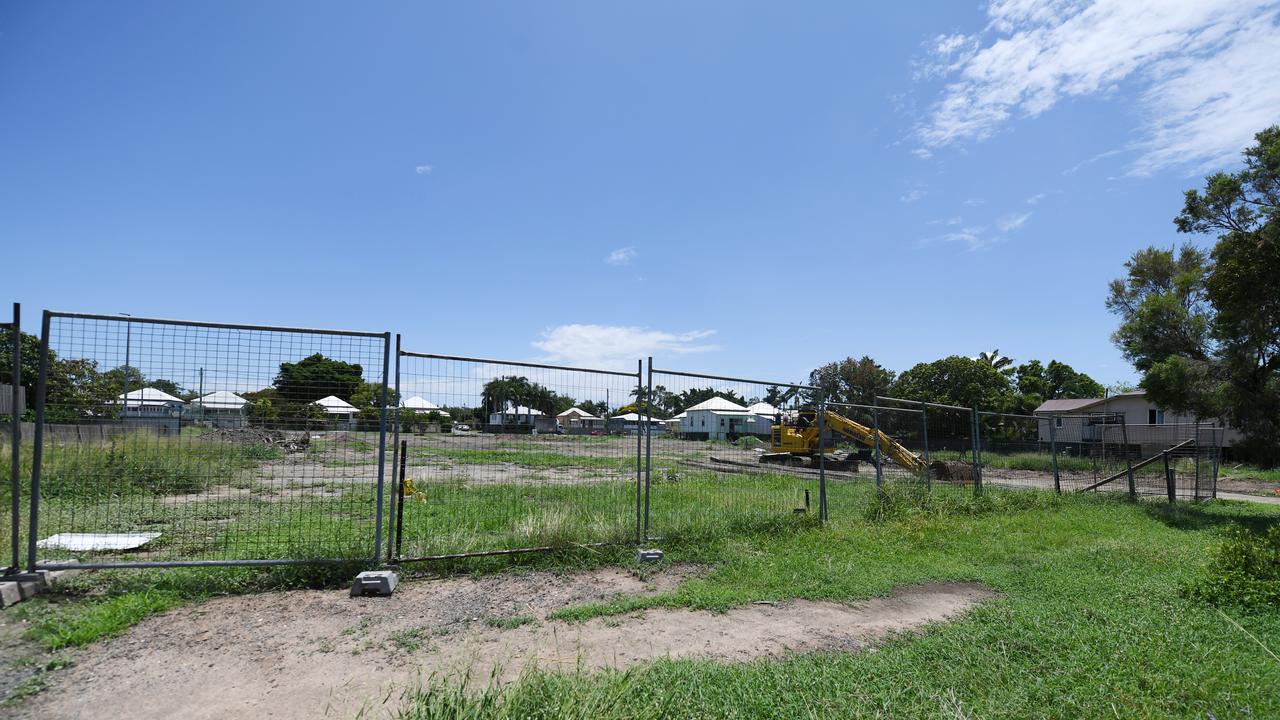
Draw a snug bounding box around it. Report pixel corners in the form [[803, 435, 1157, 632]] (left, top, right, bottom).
[[870, 397, 980, 496], [392, 352, 641, 560], [28, 311, 390, 569], [976, 411, 1055, 492], [3, 303, 21, 575], [644, 366, 821, 542]]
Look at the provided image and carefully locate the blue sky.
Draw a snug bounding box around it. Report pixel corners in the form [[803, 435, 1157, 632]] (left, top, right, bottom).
[[3, 1, 1278, 388]]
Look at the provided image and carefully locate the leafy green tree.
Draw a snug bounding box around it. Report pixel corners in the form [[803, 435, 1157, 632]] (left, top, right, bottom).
[[806, 356, 896, 406], [273, 354, 364, 404], [575, 399, 610, 418], [892, 356, 1016, 410], [481, 375, 574, 416], [674, 387, 747, 411], [146, 378, 186, 397], [1012, 360, 1105, 412], [977, 349, 1014, 372], [629, 384, 678, 416], [1114, 124, 1280, 464]]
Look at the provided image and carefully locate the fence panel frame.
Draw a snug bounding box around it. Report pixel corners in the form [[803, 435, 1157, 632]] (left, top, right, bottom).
[[4, 302, 20, 575], [27, 310, 392, 571], [392, 350, 643, 563], [645, 366, 822, 542]]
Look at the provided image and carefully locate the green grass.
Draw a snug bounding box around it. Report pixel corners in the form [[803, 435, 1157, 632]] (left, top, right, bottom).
[[1221, 464, 1280, 484], [18, 590, 185, 650], [411, 446, 635, 472], [396, 489, 1280, 719]]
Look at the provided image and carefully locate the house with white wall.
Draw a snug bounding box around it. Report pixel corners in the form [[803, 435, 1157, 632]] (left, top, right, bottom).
[[188, 390, 247, 428], [679, 396, 772, 440], [1033, 390, 1241, 454]]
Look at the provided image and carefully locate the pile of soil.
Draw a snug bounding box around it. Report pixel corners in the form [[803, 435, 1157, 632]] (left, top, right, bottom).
[[199, 427, 310, 453]]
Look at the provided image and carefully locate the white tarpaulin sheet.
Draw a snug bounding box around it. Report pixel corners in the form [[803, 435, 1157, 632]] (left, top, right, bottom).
[[36, 532, 161, 552]]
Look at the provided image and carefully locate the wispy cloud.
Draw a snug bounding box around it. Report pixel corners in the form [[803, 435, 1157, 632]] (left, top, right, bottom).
[[928, 226, 996, 252], [928, 216, 965, 226], [1025, 193, 1047, 205], [533, 325, 719, 369], [914, 1, 1280, 175], [962, 198, 985, 207], [605, 247, 637, 266], [997, 211, 1033, 232], [900, 185, 928, 203], [415, 164, 433, 175]]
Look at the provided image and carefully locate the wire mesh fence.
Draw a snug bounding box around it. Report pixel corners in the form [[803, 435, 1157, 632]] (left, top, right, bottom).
[[977, 410, 1056, 491], [2, 303, 22, 575], [643, 367, 822, 542], [390, 351, 641, 560], [0, 301, 1242, 573], [26, 311, 390, 569]]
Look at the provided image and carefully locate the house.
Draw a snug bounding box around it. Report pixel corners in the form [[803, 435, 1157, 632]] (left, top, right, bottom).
[[187, 390, 247, 428], [1033, 390, 1241, 455], [557, 407, 604, 433], [665, 411, 686, 434], [678, 396, 771, 441], [607, 412, 667, 435], [486, 404, 557, 433], [313, 395, 359, 429], [114, 387, 185, 434], [401, 396, 450, 417]]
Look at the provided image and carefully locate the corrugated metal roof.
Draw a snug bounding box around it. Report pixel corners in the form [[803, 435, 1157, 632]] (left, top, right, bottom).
[[610, 412, 667, 422], [557, 407, 600, 419], [190, 391, 246, 410], [747, 402, 780, 416], [116, 387, 185, 406], [1035, 391, 1146, 413], [314, 395, 358, 414], [402, 396, 443, 410], [494, 405, 544, 416], [685, 396, 749, 412]]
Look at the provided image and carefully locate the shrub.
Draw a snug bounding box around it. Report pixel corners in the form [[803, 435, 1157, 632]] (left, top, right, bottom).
[[1185, 525, 1280, 609]]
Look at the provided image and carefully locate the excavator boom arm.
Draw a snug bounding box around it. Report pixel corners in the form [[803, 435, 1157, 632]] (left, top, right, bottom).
[[819, 410, 926, 473]]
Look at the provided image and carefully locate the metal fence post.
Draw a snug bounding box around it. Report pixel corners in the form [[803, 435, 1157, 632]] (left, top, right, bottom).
[[26, 311, 50, 572], [372, 331, 392, 565], [971, 406, 983, 497], [1163, 450, 1175, 504], [872, 400, 883, 496], [1193, 420, 1201, 501], [1120, 416, 1136, 501], [386, 334, 402, 563], [817, 399, 827, 521], [918, 401, 930, 492], [635, 359, 644, 544], [6, 303, 19, 575], [643, 357, 653, 541], [1048, 416, 1061, 493]]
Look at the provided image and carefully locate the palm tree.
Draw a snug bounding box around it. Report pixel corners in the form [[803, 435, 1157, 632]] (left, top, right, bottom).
[[976, 349, 1013, 371]]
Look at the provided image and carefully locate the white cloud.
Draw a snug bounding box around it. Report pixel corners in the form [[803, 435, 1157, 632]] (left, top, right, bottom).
[[997, 211, 1033, 231], [605, 247, 637, 266], [1025, 192, 1047, 204], [900, 186, 928, 203], [415, 165, 433, 175], [915, 1, 1280, 174], [962, 198, 986, 206], [533, 325, 719, 369], [928, 216, 965, 226], [910, 147, 934, 160], [928, 226, 997, 252]]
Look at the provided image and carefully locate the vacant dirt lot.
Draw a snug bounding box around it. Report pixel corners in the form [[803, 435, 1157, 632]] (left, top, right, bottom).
[[14, 569, 995, 720]]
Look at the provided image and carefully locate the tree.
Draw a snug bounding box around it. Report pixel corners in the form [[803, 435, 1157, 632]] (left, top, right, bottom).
[[892, 356, 1016, 410], [976, 349, 1014, 372], [806, 356, 896, 406], [1012, 359, 1105, 412], [1108, 125, 1280, 464], [576, 399, 610, 418], [480, 376, 574, 416], [629, 384, 678, 416], [146, 378, 186, 397], [673, 387, 747, 412], [273, 354, 364, 404]]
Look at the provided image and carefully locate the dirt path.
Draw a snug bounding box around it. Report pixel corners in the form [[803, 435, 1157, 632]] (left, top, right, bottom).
[[15, 570, 994, 720]]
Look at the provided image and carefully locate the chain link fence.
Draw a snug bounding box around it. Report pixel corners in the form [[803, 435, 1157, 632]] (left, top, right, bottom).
[[390, 349, 641, 560], [644, 366, 822, 542], [24, 311, 390, 569], [0, 301, 1238, 573]]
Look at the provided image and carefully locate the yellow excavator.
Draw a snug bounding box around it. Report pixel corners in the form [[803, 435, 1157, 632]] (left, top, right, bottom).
[[760, 409, 928, 474]]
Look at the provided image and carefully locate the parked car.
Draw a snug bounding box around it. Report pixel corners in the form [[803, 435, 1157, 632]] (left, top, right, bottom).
[[453, 423, 471, 432]]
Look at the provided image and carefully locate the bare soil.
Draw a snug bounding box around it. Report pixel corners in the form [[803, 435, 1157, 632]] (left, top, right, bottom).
[[14, 569, 995, 720]]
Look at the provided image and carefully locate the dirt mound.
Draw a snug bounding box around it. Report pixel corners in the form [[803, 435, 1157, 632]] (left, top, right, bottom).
[[200, 427, 309, 452], [15, 570, 995, 720]]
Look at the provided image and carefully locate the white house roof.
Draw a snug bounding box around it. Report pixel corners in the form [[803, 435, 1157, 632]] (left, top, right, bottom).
[[116, 387, 185, 406], [402, 396, 448, 413], [684, 396, 749, 413], [557, 407, 600, 420], [611, 412, 667, 422], [495, 405, 544, 416], [670, 411, 687, 420], [189, 391, 246, 410], [314, 395, 358, 414], [747, 402, 780, 416]]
